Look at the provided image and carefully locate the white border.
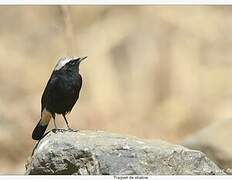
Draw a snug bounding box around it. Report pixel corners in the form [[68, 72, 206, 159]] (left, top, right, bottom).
[[1, 0, 232, 5], [0, 0, 230, 179], [0, 175, 231, 179]]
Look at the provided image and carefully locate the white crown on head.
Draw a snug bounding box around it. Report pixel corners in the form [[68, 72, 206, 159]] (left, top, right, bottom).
[[54, 57, 78, 71]]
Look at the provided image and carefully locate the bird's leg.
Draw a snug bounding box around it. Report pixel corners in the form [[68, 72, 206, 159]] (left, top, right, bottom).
[[53, 118, 57, 129], [62, 114, 72, 130], [62, 114, 78, 132], [52, 114, 57, 130]]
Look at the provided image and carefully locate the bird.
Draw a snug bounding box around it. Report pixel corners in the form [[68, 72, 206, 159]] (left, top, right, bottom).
[[32, 56, 87, 140]]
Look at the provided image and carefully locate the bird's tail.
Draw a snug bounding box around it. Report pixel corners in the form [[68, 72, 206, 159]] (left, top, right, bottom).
[[32, 113, 51, 140]]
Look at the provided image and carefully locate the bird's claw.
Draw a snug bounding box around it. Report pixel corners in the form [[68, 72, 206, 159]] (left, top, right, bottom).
[[67, 128, 79, 132]]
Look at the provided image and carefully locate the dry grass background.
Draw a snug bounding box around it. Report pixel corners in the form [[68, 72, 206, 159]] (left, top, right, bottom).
[[0, 5, 232, 174]]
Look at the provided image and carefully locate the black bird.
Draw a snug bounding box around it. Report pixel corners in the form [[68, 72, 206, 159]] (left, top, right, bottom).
[[32, 56, 86, 140]]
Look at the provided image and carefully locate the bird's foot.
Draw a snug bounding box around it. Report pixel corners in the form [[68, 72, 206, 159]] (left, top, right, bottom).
[[67, 128, 79, 132], [52, 128, 66, 133]]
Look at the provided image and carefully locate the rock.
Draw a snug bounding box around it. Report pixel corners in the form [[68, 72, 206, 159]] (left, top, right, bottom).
[[182, 119, 232, 172], [25, 129, 225, 175]]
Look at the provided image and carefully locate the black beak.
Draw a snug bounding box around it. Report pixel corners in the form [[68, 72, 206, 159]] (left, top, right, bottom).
[[77, 56, 87, 63], [72, 56, 87, 66]]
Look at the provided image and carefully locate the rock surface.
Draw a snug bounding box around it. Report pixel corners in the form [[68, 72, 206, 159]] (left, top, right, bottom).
[[25, 130, 225, 175], [182, 119, 232, 173]]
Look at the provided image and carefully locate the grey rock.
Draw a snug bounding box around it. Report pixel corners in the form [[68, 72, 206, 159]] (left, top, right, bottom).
[[25, 129, 225, 175], [182, 119, 232, 172]]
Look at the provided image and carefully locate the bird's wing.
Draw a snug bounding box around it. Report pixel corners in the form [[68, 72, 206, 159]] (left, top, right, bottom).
[[41, 73, 59, 113]]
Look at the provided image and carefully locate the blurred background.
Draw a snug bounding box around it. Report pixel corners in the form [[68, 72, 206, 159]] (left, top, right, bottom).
[[0, 5, 232, 174]]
